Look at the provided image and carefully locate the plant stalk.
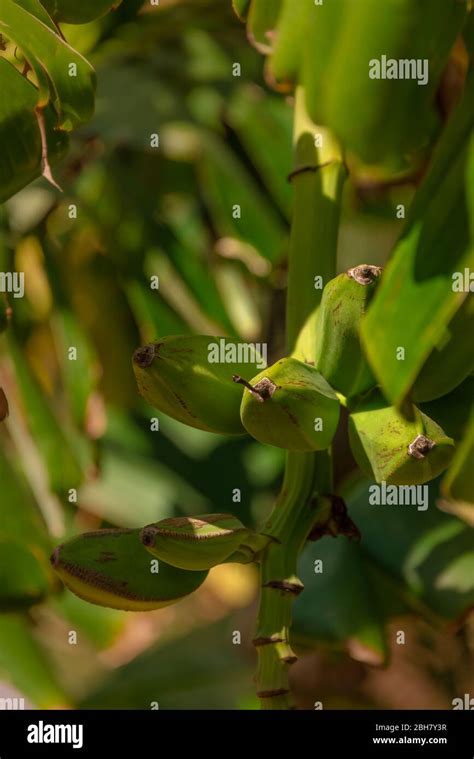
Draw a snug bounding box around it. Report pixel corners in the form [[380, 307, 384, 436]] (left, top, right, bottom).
[[254, 87, 346, 710]]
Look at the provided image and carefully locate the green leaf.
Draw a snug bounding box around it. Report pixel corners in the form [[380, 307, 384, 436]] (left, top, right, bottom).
[[82, 619, 254, 709], [350, 479, 474, 622], [226, 86, 293, 219], [232, 0, 251, 21], [52, 309, 98, 428], [246, 0, 282, 53], [362, 72, 474, 405], [294, 537, 387, 665], [40, 0, 123, 24], [0, 58, 68, 203], [293, 477, 474, 659], [7, 332, 84, 495], [0, 452, 56, 610], [51, 528, 209, 611], [0, 615, 67, 707], [442, 410, 474, 505], [198, 133, 286, 264], [0, 0, 96, 129]]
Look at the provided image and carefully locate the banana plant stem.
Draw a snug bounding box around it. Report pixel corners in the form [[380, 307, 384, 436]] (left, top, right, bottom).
[[254, 87, 346, 709]]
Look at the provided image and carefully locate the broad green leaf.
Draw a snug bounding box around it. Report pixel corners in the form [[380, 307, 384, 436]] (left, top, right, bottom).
[[52, 310, 97, 428], [126, 279, 190, 343], [442, 410, 474, 505], [53, 592, 125, 650], [7, 333, 83, 495], [0, 0, 96, 129], [40, 0, 123, 24], [350, 479, 474, 622], [362, 72, 474, 405], [198, 133, 286, 264], [293, 477, 474, 659], [51, 528, 209, 611], [226, 86, 292, 218], [246, 0, 282, 53], [420, 377, 474, 442], [0, 452, 56, 609], [232, 0, 251, 21], [82, 619, 254, 709], [0, 615, 67, 707], [0, 58, 68, 203], [294, 537, 387, 665]]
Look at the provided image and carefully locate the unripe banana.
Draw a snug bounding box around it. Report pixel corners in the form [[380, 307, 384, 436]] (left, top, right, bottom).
[[412, 295, 474, 402], [50, 528, 208, 611], [141, 513, 251, 571], [314, 265, 382, 399], [236, 356, 340, 452], [348, 391, 455, 486], [133, 335, 263, 435]]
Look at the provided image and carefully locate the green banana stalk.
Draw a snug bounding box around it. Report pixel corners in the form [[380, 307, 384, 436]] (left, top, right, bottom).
[[349, 391, 455, 486], [412, 295, 474, 402], [51, 529, 208, 611], [141, 513, 255, 571], [314, 265, 382, 399], [236, 356, 340, 452], [133, 335, 263, 435]]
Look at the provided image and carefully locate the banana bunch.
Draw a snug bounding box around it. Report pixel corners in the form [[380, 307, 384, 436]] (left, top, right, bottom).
[[133, 335, 263, 435], [51, 528, 209, 611], [236, 357, 340, 451], [314, 265, 382, 399], [51, 514, 270, 610], [234, 0, 467, 167], [349, 391, 455, 486]]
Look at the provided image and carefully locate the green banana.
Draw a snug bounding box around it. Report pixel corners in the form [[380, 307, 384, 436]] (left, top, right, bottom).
[[141, 513, 252, 571], [236, 356, 340, 452], [269, 0, 465, 167], [314, 265, 382, 399], [133, 335, 263, 435], [412, 295, 474, 402], [349, 391, 455, 486], [51, 528, 208, 611], [40, 0, 123, 24]]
